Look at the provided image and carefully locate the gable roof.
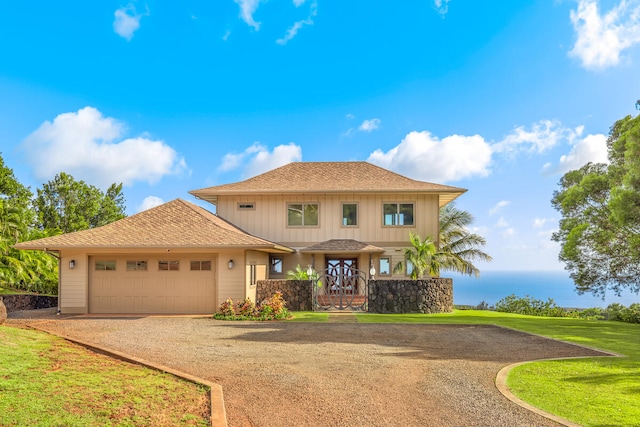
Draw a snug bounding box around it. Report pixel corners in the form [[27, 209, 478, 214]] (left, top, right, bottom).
[[14, 198, 293, 253], [190, 161, 466, 207]]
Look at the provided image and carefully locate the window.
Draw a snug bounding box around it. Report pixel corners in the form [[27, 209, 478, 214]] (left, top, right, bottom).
[[190, 260, 212, 271], [238, 203, 255, 210], [126, 260, 147, 271], [406, 260, 414, 277], [383, 203, 414, 226], [379, 257, 391, 275], [287, 203, 319, 226], [342, 203, 358, 226], [270, 255, 283, 274], [159, 260, 179, 271], [95, 260, 116, 271], [249, 264, 257, 286]]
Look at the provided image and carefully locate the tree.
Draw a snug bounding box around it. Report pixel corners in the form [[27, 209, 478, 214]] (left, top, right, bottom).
[[394, 205, 492, 279], [552, 113, 640, 297], [0, 154, 58, 293], [438, 203, 493, 276], [34, 172, 126, 233]]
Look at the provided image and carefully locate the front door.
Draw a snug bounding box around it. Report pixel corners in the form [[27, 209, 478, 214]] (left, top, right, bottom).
[[325, 258, 358, 295], [313, 258, 367, 311]]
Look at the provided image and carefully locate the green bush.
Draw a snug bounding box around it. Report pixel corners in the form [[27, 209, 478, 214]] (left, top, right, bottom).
[[495, 294, 567, 317], [604, 303, 640, 324]]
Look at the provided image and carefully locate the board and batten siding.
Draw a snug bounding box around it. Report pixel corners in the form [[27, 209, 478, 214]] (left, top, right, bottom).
[[216, 193, 440, 246]]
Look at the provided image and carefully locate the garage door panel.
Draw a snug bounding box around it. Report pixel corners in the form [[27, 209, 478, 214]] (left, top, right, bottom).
[[90, 255, 216, 314]]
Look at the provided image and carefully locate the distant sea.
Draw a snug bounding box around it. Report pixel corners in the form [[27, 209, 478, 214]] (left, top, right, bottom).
[[449, 270, 639, 309]]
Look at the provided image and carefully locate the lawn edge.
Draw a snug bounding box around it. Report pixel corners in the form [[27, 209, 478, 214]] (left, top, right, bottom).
[[25, 322, 227, 427]]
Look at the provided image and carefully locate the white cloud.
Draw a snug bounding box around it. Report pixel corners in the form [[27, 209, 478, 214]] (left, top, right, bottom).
[[434, 0, 451, 15], [492, 120, 581, 155], [358, 118, 381, 132], [22, 107, 187, 189], [533, 217, 555, 229], [501, 228, 516, 238], [219, 142, 303, 178], [489, 200, 510, 215], [367, 131, 492, 183], [113, 4, 148, 40], [495, 217, 509, 228], [544, 133, 609, 174], [234, 0, 262, 30], [293, 0, 306, 6], [276, 0, 317, 45], [569, 0, 640, 69], [222, 29, 231, 41], [138, 196, 164, 212]]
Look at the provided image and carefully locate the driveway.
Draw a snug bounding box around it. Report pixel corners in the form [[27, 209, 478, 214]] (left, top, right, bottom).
[[15, 312, 608, 426]]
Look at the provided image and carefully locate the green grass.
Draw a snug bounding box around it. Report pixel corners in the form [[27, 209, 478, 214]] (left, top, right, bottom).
[[289, 311, 329, 321], [353, 310, 640, 427], [0, 326, 209, 427]]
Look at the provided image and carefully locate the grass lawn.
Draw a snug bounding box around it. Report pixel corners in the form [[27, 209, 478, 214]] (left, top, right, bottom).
[[291, 310, 640, 427], [0, 326, 209, 427]]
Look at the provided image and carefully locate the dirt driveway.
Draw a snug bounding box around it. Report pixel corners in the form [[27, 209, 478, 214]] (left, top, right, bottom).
[[16, 313, 608, 426]]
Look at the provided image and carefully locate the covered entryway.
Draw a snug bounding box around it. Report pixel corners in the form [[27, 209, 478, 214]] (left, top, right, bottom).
[[89, 255, 217, 314], [314, 264, 368, 311]]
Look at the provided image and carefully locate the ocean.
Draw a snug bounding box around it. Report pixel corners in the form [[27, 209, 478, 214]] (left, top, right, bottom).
[[448, 270, 640, 309]]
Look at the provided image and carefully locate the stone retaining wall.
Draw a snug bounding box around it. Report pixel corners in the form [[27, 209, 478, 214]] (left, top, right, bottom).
[[0, 294, 58, 312], [368, 279, 453, 314], [256, 280, 313, 311]]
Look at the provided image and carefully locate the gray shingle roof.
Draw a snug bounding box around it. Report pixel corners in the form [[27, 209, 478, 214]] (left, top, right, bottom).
[[301, 239, 385, 253], [14, 198, 293, 252], [190, 161, 466, 206]]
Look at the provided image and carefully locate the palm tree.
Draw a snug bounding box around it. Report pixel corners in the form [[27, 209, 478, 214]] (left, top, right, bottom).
[[394, 204, 492, 279], [438, 203, 492, 277]]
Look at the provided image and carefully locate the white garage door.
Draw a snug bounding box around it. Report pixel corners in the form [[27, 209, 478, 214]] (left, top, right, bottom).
[[89, 255, 217, 314]]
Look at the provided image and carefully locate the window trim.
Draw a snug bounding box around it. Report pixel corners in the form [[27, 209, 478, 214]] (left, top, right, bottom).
[[126, 260, 148, 271], [95, 260, 116, 271], [237, 202, 255, 211], [190, 260, 212, 271], [341, 202, 358, 227], [159, 260, 180, 271], [270, 255, 283, 275], [249, 264, 257, 287], [287, 202, 320, 227], [382, 202, 415, 227]]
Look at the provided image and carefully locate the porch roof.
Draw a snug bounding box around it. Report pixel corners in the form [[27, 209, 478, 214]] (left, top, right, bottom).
[[300, 239, 385, 254]]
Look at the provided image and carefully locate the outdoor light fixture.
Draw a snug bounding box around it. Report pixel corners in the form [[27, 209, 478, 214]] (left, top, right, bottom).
[[69, 260, 76, 269], [369, 266, 376, 279], [307, 266, 313, 278], [228, 259, 234, 269]]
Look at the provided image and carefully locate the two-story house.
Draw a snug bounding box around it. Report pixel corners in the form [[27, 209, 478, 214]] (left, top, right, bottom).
[[15, 161, 465, 314]]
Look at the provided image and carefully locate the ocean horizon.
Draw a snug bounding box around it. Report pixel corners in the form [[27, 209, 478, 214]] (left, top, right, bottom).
[[448, 270, 639, 309]]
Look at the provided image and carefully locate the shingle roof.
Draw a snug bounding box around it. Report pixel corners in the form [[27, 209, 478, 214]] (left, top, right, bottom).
[[190, 161, 466, 206], [14, 198, 293, 252], [301, 239, 385, 254]]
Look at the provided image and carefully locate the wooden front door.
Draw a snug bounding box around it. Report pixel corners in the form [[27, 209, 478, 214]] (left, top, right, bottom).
[[325, 258, 358, 295]]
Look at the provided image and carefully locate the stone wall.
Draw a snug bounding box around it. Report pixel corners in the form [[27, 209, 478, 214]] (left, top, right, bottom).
[[368, 278, 453, 314], [256, 280, 313, 311], [0, 295, 58, 312]]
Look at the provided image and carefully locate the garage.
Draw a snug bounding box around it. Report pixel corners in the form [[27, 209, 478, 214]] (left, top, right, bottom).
[[89, 255, 217, 314]]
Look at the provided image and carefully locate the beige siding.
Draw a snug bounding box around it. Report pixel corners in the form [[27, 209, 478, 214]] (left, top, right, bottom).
[[60, 250, 89, 313], [245, 250, 268, 302], [216, 193, 439, 247], [216, 249, 245, 306]]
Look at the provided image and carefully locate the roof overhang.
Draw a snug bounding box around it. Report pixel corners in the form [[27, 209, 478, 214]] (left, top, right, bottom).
[[300, 239, 385, 254]]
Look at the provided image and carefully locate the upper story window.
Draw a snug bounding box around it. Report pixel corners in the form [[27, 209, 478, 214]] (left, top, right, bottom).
[[159, 260, 179, 271], [126, 260, 148, 271], [288, 203, 319, 226], [342, 203, 358, 226], [238, 203, 255, 210], [270, 255, 283, 274], [95, 260, 116, 271], [383, 203, 414, 226]]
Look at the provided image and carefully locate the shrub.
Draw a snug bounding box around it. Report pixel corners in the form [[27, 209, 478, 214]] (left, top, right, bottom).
[[213, 292, 289, 321], [605, 303, 640, 324], [495, 294, 567, 317]]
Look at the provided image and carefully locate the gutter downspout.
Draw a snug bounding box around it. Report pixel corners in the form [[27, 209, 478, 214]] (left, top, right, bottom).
[[44, 249, 61, 315]]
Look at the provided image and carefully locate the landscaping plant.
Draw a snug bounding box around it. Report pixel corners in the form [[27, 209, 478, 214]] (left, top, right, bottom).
[[214, 292, 290, 320]]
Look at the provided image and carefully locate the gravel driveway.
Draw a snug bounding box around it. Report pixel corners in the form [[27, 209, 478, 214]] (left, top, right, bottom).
[[13, 311, 608, 427]]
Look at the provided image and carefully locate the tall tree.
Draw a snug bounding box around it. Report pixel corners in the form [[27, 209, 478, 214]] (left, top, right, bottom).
[[552, 113, 640, 297], [394, 205, 492, 278], [34, 172, 126, 233]]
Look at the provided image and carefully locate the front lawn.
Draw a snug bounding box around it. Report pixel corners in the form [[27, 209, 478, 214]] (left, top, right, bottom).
[[351, 310, 640, 427], [0, 326, 209, 427]]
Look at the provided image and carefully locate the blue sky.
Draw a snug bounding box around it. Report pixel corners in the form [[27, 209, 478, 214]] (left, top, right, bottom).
[[1, 0, 639, 271]]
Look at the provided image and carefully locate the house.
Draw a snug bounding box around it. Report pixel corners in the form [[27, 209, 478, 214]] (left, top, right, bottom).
[[15, 161, 465, 314]]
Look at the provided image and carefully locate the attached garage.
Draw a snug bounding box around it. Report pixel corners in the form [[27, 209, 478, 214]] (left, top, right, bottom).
[[89, 255, 217, 314]]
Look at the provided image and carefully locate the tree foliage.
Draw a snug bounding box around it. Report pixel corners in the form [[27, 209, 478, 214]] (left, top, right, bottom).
[[552, 113, 640, 297], [34, 172, 126, 233], [394, 204, 492, 278]]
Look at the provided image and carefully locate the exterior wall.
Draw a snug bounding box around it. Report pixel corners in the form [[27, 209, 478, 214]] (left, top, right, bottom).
[[216, 249, 245, 307], [216, 193, 439, 247], [245, 250, 268, 303], [368, 278, 453, 314], [60, 250, 89, 313], [1, 295, 58, 312]]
